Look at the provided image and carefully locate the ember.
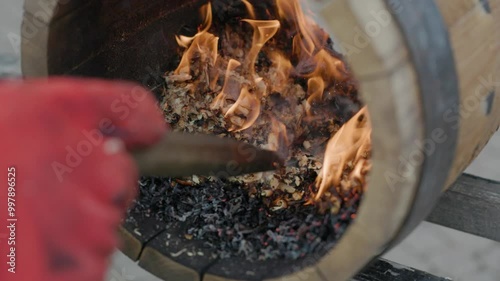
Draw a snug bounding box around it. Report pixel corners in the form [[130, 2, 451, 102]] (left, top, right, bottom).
[[132, 0, 371, 263]]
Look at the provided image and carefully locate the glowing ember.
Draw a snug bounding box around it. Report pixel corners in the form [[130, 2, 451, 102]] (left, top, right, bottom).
[[163, 0, 371, 212]]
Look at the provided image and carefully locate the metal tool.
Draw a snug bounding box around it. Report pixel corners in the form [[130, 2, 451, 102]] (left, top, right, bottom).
[[132, 132, 284, 177]]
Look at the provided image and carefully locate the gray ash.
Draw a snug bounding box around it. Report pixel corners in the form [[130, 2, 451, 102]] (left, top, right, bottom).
[[131, 175, 360, 260]]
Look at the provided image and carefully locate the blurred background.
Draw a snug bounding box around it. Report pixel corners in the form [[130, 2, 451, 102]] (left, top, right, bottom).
[[1, 1, 499, 280]]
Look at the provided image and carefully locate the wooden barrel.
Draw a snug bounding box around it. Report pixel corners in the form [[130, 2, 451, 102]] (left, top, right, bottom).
[[21, 0, 499, 280], [303, 0, 500, 280]]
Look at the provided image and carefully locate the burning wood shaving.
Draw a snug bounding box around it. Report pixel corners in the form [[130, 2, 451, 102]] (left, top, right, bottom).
[[133, 0, 371, 262]]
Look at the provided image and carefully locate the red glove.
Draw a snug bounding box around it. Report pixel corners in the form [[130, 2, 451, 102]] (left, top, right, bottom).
[[0, 78, 167, 281]]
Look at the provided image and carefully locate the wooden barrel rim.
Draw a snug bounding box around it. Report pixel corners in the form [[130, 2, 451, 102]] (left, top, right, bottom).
[[383, 0, 460, 246]]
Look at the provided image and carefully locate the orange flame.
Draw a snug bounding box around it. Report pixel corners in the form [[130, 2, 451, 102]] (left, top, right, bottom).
[[174, 3, 219, 76], [224, 85, 261, 132], [175, 3, 213, 47], [174, 32, 219, 77], [169, 0, 370, 203], [242, 19, 280, 76], [268, 52, 293, 93], [242, 0, 256, 19], [276, 0, 325, 58], [315, 106, 372, 200], [351, 158, 372, 190], [275, 0, 347, 113], [307, 49, 346, 82], [306, 77, 325, 114], [211, 59, 242, 110]]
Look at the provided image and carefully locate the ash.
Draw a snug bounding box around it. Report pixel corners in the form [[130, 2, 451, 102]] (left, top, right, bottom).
[[132, 176, 360, 260]]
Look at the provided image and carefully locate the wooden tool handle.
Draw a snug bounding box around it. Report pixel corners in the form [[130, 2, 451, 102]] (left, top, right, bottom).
[[132, 132, 283, 178]]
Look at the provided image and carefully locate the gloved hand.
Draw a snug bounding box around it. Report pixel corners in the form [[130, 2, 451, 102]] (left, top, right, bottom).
[[0, 78, 167, 281]]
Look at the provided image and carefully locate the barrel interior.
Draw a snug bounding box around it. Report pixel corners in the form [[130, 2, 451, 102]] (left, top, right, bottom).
[[32, 0, 420, 280], [44, 0, 207, 93]]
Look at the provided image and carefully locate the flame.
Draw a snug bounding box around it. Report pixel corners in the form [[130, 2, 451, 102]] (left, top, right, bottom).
[[242, 19, 280, 76], [168, 0, 370, 205], [211, 59, 242, 110], [351, 158, 372, 190], [315, 106, 372, 200], [274, 0, 347, 114], [175, 3, 213, 47], [269, 52, 293, 93], [242, 0, 256, 19], [306, 77, 325, 114], [173, 32, 219, 78], [224, 85, 261, 132], [276, 0, 325, 58], [174, 3, 219, 76], [217, 17, 281, 132], [308, 50, 346, 82]]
